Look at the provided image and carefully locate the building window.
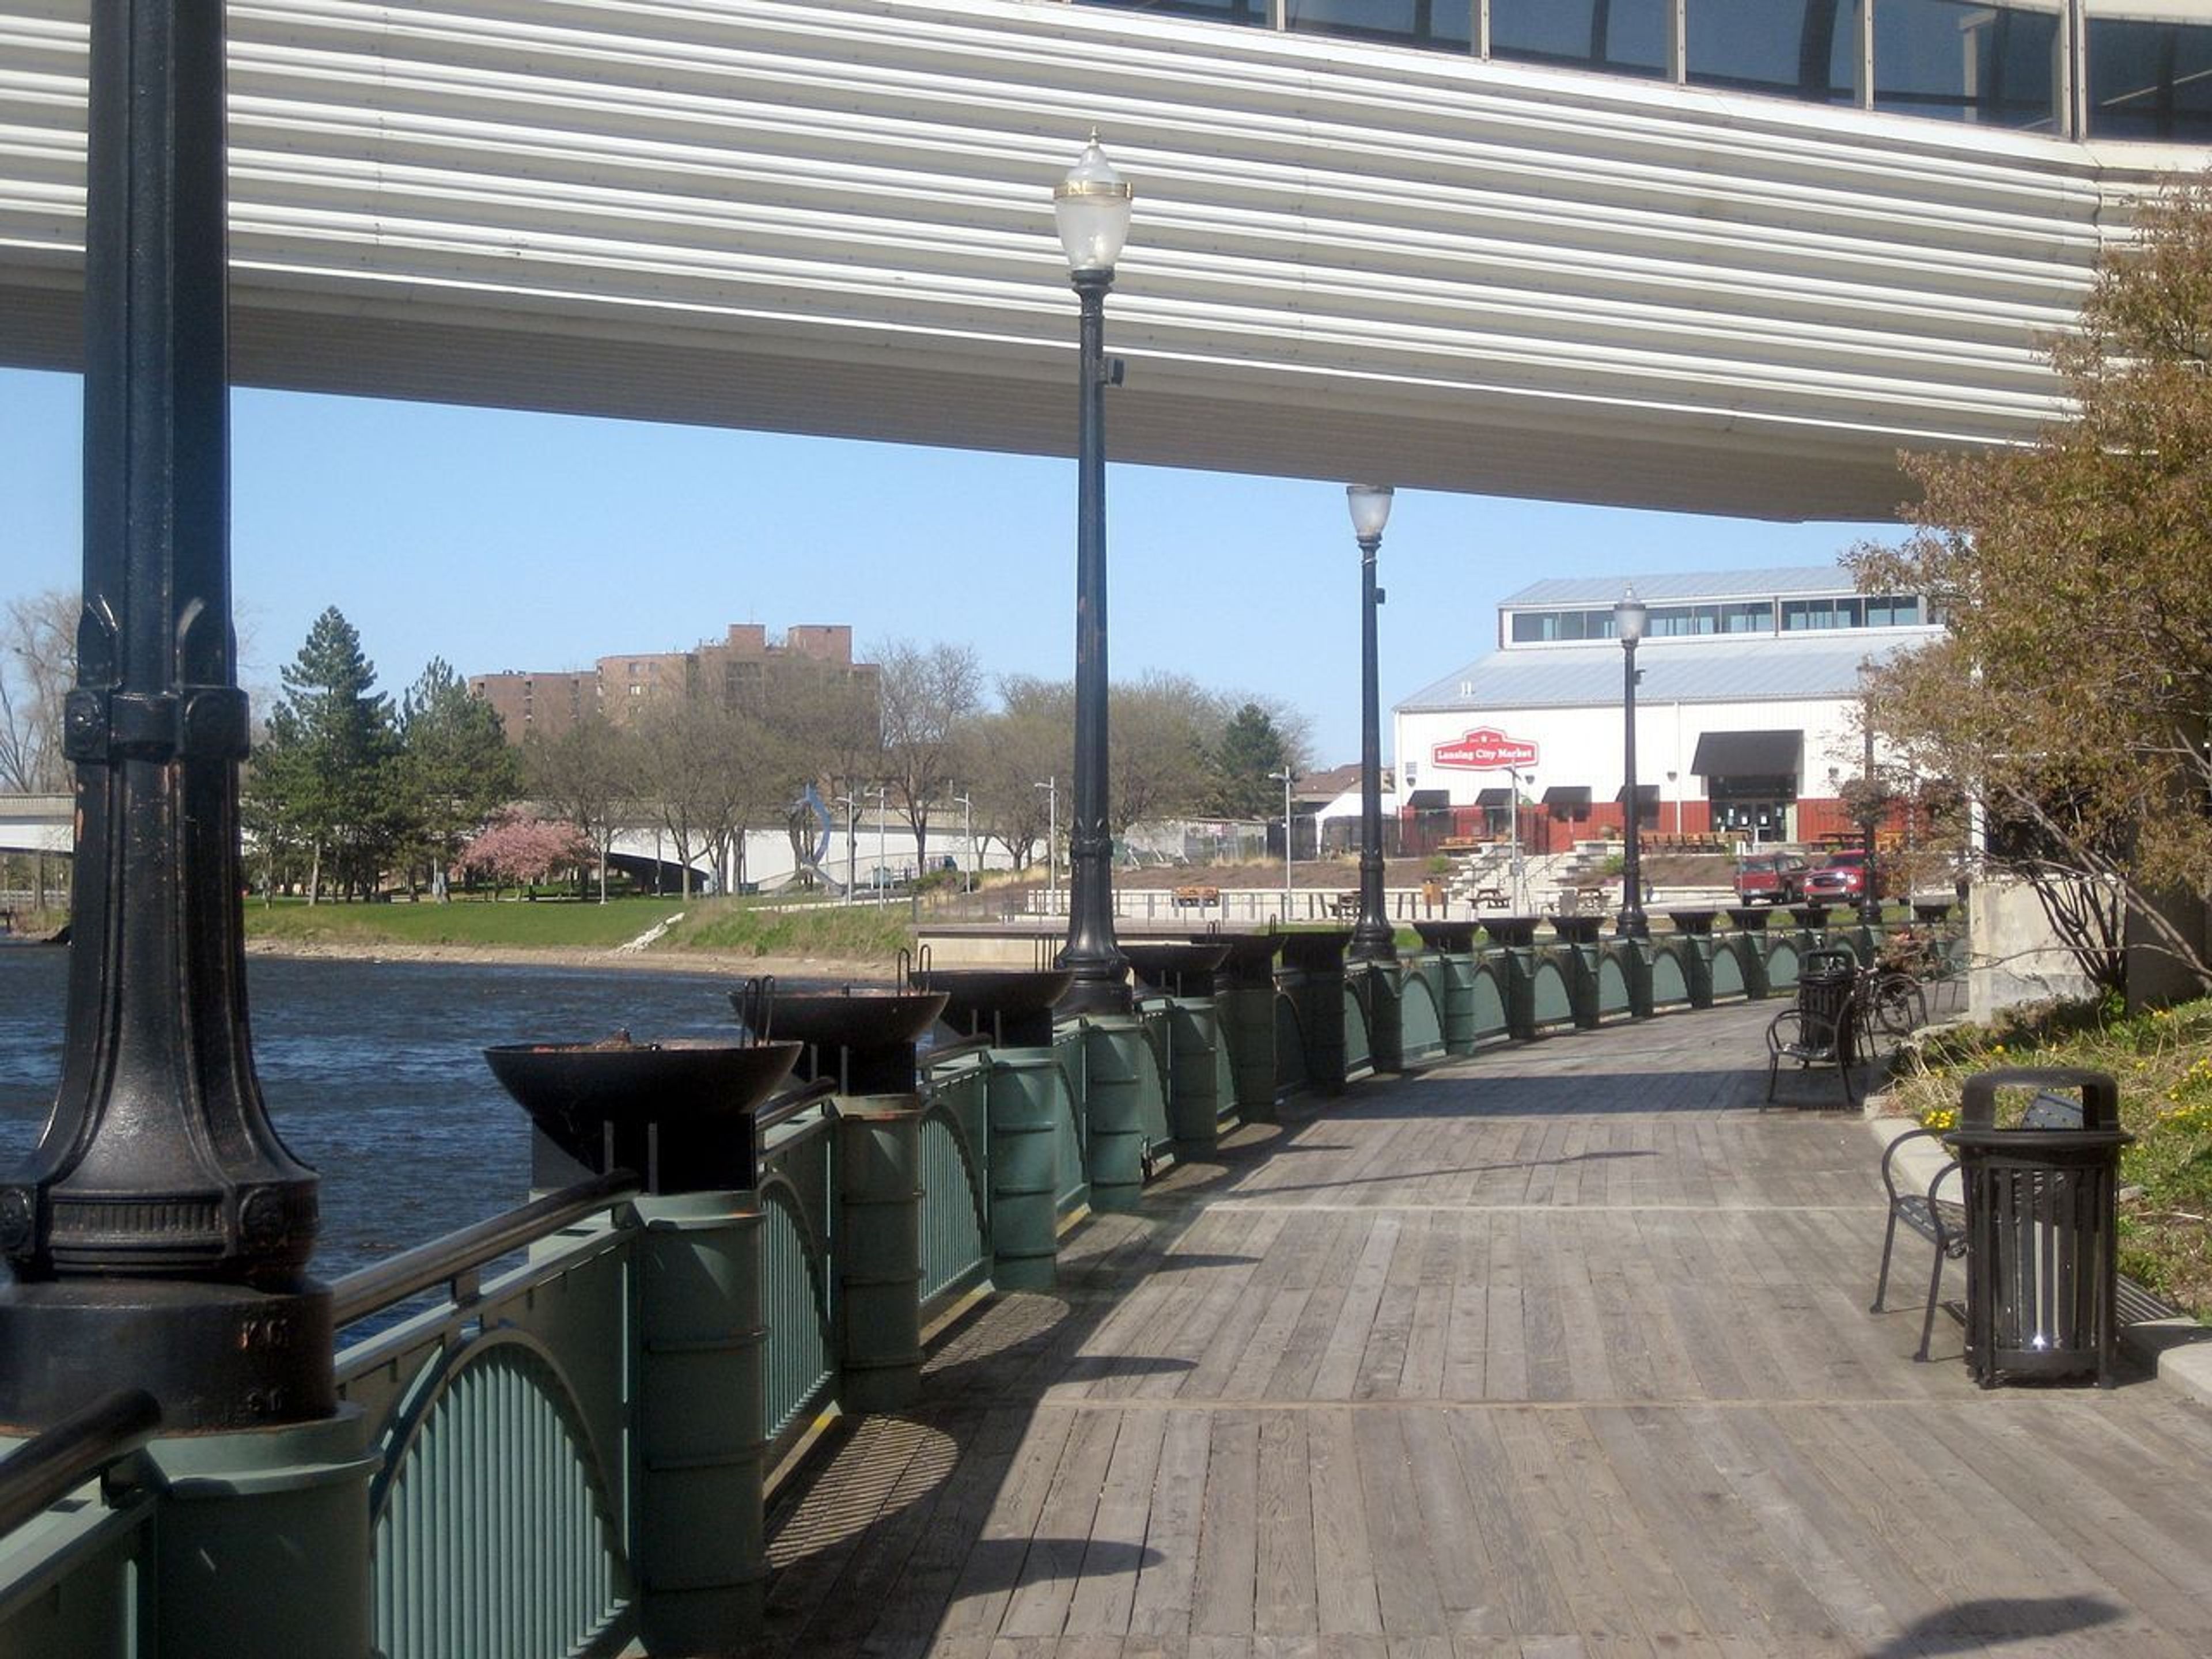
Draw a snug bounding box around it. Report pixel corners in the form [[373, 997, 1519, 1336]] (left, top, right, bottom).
[[1080, 0, 1268, 23], [1687, 0, 1861, 105], [1874, 1, 2061, 130], [1781, 596, 1866, 630], [1719, 600, 1775, 633], [1288, 0, 1472, 51], [2088, 15, 2212, 144], [1490, 0, 1669, 78], [1865, 593, 1922, 626]]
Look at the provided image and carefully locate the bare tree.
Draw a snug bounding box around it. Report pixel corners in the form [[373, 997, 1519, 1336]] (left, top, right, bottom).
[[524, 715, 634, 902], [0, 589, 76, 794], [877, 640, 983, 871]]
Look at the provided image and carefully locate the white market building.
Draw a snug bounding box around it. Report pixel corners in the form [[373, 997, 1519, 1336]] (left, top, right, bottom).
[[1392, 567, 1941, 854]]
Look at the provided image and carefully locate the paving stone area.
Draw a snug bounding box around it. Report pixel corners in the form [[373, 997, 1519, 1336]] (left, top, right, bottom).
[[749, 1001, 2212, 1657]]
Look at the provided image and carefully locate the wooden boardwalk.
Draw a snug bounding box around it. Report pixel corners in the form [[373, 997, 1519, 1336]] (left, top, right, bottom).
[[751, 1001, 2212, 1657]]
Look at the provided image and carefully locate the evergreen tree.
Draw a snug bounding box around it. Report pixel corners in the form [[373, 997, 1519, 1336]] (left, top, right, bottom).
[[397, 658, 520, 898], [1213, 702, 1290, 819], [250, 608, 399, 901]]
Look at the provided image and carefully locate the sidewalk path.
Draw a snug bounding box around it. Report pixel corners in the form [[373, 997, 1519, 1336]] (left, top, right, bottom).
[[753, 1000, 2212, 1657]]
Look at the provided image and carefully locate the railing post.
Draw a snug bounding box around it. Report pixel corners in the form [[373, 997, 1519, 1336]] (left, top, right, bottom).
[[985, 1049, 1066, 1290], [1080, 1014, 1154, 1211], [836, 1102, 923, 1411], [128, 1415, 376, 1659], [632, 1192, 768, 1653], [1358, 960, 1405, 1072]]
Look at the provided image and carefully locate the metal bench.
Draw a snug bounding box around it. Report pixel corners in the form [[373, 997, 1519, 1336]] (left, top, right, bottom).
[[1763, 947, 1865, 1107], [1870, 1089, 2080, 1361]]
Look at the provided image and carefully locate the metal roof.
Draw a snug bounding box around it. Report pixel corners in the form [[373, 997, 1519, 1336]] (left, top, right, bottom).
[[1499, 567, 1872, 607], [1397, 632, 1931, 713]]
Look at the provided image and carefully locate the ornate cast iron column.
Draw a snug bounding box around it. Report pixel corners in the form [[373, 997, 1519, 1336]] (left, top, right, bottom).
[[1347, 485, 1396, 963], [1615, 589, 1650, 940], [1052, 137, 1134, 1017], [0, 0, 332, 1430]]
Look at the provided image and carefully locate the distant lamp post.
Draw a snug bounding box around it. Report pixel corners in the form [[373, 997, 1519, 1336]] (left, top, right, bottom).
[[868, 784, 888, 907], [834, 791, 858, 902], [1035, 778, 1059, 915], [1051, 131, 1135, 1014], [1859, 710, 1883, 927], [1269, 767, 1296, 920], [952, 792, 974, 890], [1347, 483, 1396, 961], [1615, 588, 1649, 939]]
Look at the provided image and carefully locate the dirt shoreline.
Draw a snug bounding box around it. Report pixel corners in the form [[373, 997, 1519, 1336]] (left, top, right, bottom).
[[240, 937, 892, 981]]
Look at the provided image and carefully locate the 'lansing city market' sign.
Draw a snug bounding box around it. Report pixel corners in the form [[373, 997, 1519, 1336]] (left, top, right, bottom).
[[1431, 728, 1538, 770]]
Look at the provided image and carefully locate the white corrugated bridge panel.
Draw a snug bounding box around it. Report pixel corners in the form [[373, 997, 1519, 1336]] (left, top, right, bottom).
[[0, 0, 2204, 517]]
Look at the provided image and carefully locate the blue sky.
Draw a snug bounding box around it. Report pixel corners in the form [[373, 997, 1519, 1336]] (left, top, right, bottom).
[[1, 364, 1900, 764]]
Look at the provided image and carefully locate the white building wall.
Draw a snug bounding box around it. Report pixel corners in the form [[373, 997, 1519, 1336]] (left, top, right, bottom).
[[1395, 692, 1866, 813]]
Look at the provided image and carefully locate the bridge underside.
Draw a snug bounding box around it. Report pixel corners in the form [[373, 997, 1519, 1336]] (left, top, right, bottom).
[[2, 0, 2202, 520]]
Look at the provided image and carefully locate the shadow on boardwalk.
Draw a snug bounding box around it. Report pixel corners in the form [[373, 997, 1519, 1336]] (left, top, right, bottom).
[[748, 1001, 2212, 1658]]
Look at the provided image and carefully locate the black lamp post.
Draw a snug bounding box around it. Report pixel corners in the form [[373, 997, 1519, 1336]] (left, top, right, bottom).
[[0, 0, 332, 1429], [1614, 588, 1650, 940], [1859, 709, 1884, 927], [1347, 484, 1396, 963], [1051, 132, 1134, 1016]]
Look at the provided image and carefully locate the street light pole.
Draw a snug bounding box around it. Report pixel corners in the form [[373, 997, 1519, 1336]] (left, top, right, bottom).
[[869, 784, 887, 907], [1052, 132, 1135, 1016], [1615, 588, 1649, 940], [1347, 484, 1397, 962], [952, 792, 973, 890], [1859, 702, 1883, 927], [1035, 778, 1059, 915], [0, 0, 335, 1429], [1269, 767, 1295, 922], [834, 792, 857, 902]]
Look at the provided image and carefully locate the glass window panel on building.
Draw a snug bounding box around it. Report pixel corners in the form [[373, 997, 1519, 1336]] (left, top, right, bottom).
[[2088, 15, 2212, 143], [1874, 1, 2061, 128], [1490, 0, 1671, 78], [1720, 601, 1775, 632], [1688, 0, 1861, 102], [1079, 0, 1271, 21], [1289, 0, 1471, 50]]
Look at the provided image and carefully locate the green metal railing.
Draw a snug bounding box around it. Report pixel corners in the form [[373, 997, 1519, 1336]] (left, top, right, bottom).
[[0, 914, 1950, 1656], [332, 1173, 644, 1659], [1052, 1027, 1089, 1218], [918, 1051, 992, 1313], [757, 1108, 837, 1453]]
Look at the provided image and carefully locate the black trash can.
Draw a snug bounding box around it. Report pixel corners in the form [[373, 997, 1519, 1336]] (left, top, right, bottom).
[[1797, 947, 1859, 1055], [1944, 1067, 2133, 1388]]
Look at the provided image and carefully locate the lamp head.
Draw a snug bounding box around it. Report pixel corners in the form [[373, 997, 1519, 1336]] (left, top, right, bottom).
[[1052, 132, 1133, 276], [1346, 483, 1395, 541], [1615, 586, 1647, 646]]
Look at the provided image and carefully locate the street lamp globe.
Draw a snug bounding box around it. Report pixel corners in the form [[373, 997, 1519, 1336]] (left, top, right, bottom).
[[1346, 483, 1395, 541], [1614, 588, 1648, 645], [1052, 132, 1133, 275]]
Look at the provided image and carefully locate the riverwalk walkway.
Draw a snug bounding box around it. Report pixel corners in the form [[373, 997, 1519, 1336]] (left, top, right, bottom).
[[749, 1000, 2212, 1657]]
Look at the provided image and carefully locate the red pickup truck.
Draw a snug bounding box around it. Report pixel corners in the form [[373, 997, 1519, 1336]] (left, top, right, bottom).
[[1735, 851, 1808, 905]]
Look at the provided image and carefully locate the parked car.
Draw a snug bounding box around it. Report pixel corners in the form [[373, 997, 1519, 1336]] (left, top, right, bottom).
[[1734, 851, 1808, 905], [1804, 849, 1878, 903]]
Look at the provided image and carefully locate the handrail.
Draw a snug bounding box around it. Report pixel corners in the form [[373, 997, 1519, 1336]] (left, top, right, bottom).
[[329, 1169, 642, 1330], [755, 1075, 840, 1138], [921, 1035, 993, 1070], [0, 1387, 161, 1539]]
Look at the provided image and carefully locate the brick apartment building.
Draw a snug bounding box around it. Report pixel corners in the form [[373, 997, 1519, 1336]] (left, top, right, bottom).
[[469, 624, 876, 744]]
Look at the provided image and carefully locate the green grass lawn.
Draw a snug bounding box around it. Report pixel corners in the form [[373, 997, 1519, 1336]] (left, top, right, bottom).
[[655, 899, 914, 964], [1888, 994, 2212, 1321], [243, 895, 690, 949]]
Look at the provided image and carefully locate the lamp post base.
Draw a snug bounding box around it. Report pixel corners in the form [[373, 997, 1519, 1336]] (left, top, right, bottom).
[[0, 1277, 335, 1433]]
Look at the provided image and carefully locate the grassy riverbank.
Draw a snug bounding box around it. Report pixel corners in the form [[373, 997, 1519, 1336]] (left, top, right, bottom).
[[237, 892, 914, 968], [1887, 995, 2212, 1321]]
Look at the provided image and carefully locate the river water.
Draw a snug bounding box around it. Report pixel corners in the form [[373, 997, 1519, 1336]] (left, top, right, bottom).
[[0, 945, 794, 1278]]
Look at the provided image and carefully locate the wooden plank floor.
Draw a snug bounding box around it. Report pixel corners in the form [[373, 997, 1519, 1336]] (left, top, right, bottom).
[[748, 1000, 2212, 1658]]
